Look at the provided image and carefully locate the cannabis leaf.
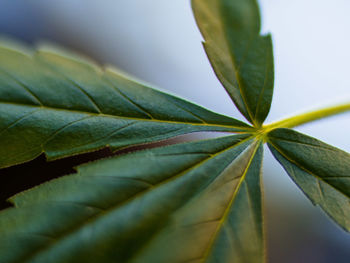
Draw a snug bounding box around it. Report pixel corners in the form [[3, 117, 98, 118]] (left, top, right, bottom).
[[0, 135, 264, 263], [267, 128, 350, 231], [0, 0, 350, 262], [0, 43, 251, 168], [192, 0, 274, 126]]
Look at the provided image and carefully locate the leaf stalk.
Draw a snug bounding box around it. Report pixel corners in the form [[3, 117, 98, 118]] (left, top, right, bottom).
[[261, 102, 350, 133]]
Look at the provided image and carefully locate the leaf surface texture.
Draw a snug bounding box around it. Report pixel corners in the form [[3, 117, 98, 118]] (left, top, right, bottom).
[[0, 135, 264, 263], [0, 43, 251, 168], [192, 0, 274, 125], [268, 128, 350, 231]]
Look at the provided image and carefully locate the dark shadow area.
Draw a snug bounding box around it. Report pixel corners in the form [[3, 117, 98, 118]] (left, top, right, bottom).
[[0, 134, 197, 211], [0, 149, 112, 210]]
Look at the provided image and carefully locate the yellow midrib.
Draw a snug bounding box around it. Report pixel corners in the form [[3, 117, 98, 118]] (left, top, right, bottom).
[[0, 100, 253, 131]]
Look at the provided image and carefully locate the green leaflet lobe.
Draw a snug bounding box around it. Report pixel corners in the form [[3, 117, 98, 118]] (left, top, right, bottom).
[[268, 128, 350, 231], [0, 134, 264, 263], [192, 0, 274, 125], [0, 42, 251, 168]]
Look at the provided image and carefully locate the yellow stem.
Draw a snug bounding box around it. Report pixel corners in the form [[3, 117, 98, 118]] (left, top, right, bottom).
[[262, 102, 350, 133]]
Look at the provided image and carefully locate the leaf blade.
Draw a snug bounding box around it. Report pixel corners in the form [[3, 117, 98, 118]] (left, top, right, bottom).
[[0, 42, 251, 168], [0, 135, 264, 263], [192, 0, 274, 125], [267, 128, 350, 231]]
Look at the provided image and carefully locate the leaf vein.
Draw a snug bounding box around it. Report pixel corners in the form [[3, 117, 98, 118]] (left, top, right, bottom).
[[23, 136, 254, 262], [268, 140, 350, 199], [0, 100, 248, 130], [104, 78, 154, 119], [198, 141, 261, 262], [0, 66, 43, 106], [41, 116, 93, 148], [0, 108, 41, 136]]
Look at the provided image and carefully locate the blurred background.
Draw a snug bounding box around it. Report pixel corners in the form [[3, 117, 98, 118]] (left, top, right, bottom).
[[0, 0, 349, 262]]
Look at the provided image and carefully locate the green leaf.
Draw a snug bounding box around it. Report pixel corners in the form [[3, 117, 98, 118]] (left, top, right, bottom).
[[0, 134, 264, 263], [192, 0, 274, 126], [267, 128, 350, 231], [0, 42, 252, 168]]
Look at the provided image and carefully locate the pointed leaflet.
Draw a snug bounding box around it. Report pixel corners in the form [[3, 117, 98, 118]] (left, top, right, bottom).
[[0, 134, 264, 263], [0, 42, 252, 168], [267, 128, 350, 231], [192, 0, 274, 126]]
